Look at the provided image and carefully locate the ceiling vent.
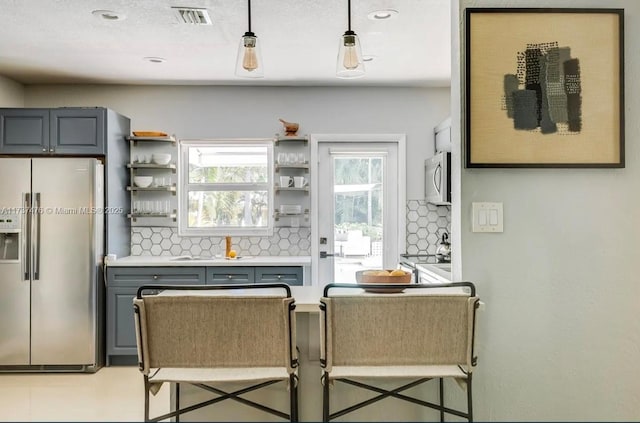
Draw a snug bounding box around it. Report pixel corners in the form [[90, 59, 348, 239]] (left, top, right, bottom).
[[172, 7, 212, 25]]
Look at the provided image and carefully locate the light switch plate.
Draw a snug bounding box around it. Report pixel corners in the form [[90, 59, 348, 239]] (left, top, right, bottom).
[[472, 202, 503, 233]]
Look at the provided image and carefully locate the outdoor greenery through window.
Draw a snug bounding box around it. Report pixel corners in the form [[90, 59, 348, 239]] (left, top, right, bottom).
[[332, 154, 385, 282], [334, 157, 383, 240], [179, 140, 273, 236]]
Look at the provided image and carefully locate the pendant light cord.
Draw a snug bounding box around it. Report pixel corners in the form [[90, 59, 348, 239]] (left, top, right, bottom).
[[247, 0, 252, 33], [347, 0, 351, 32]]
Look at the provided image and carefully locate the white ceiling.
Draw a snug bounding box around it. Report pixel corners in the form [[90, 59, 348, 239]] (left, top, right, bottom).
[[0, 0, 451, 87]]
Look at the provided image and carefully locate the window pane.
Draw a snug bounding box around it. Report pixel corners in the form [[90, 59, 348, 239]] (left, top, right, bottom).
[[187, 190, 269, 228], [188, 146, 268, 184]]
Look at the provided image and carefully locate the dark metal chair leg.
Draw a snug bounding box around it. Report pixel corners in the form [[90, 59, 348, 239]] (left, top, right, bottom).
[[322, 372, 330, 422], [467, 373, 473, 422], [176, 382, 181, 422], [439, 377, 445, 422], [290, 374, 298, 422], [144, 376, 150, 422]]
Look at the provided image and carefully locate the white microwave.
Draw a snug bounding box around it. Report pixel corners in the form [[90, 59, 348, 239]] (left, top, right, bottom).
[[425, 151, 451, 205]]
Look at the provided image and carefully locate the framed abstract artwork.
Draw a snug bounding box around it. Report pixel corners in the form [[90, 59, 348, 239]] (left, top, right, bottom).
[[465, 8, 624, 168]]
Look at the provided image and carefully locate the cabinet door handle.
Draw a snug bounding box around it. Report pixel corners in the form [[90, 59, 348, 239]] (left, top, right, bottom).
[[227, 275, 233, 279], [277, 275, 282, 279], [42, 148, 47, 152], [49, 148, 54, 152], [153, 275, 158, 280]]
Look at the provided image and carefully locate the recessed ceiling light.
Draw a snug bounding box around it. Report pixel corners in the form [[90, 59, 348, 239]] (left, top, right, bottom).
[[367, 9, 399, 20], [91, 9, 126, 21], [143, 57, 166, 64]]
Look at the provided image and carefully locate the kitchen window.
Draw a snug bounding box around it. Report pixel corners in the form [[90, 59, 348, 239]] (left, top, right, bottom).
[[179, 139, 273, 236]]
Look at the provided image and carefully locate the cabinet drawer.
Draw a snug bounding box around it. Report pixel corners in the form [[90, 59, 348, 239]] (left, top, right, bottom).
[[206, 267, 255, 284], [255, 266, 303, 286], [107, 267, 206, 287]]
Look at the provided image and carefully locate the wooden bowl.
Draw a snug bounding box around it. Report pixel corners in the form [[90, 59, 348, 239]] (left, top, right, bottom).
[[356, 270, 411, 293]]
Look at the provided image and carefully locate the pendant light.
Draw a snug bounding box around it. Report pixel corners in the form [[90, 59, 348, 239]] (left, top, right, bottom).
[[235, 0, 263, 78], [336, 0, 365, 78]]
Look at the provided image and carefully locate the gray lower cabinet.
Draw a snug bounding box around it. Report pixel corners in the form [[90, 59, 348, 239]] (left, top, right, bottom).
[[206, 266, 255, 284], [105, 266, 205, 365], [205, 266, 303, 285], [105, 264, 304, 365], [0, 107, 106, 155], [255, 266, 303, 286]]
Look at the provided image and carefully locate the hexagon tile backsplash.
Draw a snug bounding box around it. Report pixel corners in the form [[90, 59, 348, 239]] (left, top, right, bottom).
[[130, 201, 449, 257], [131, 227, 311, 257], [406, 200, 451, 255]]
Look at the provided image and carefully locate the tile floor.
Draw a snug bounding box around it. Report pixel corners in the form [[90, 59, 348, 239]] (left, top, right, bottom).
[[0, 366, 170, 421]]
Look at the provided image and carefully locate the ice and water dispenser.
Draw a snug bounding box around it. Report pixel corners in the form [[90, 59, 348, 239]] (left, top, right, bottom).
[[0, 214, 20, 262]]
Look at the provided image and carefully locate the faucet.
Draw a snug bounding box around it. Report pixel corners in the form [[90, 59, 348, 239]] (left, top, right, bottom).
[[225, 236, 232, 257]]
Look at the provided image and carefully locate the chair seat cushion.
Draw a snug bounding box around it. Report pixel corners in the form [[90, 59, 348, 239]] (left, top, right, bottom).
[[327, 364, 467, 380], [150, 366, 292, 384], [145, 367, 293, 396]]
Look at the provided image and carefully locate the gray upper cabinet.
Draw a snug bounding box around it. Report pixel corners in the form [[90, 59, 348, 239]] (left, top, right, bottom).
[[51, 108, 105, 154], [0, 107, 106, 155], [0, 109, 49, 155]]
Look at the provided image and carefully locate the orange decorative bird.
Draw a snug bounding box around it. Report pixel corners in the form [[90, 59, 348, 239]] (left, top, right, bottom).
[[279, 118, 299, 136]]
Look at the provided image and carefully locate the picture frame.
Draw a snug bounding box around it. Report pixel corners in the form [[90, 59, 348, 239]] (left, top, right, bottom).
[[465, 8, 624, 168]]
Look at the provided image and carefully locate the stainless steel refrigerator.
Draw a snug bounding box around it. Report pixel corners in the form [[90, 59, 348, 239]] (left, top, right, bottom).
[[0, 158, 104, 371]]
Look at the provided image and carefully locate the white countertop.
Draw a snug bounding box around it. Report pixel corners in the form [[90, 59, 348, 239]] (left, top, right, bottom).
[[106, 255, 312, 267], [157, 284, 470, 313], [415, 263, 452, 282]]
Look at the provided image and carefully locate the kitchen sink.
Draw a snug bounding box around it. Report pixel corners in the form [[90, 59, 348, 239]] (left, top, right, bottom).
[[170, 256, 212, 261]]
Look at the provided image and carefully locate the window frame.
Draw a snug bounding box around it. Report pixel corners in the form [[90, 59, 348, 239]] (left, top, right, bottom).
[[178, 138, 274, 237]]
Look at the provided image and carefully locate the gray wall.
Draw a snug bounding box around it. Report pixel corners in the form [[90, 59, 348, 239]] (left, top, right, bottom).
[[453, 0, 640, 420], [0, 75, 24, 106], [24, 85, 450, 200]]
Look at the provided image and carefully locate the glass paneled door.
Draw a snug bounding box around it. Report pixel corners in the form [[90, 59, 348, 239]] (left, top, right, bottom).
[[317, 141, 400, 284]]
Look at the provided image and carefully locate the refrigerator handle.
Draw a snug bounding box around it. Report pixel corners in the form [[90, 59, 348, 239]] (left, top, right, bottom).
[[23, 193, 31, 281], [32, 192, 41, 280]]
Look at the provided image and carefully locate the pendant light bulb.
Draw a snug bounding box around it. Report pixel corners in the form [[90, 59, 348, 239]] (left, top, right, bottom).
[[336, 0, 365, 79], [342, 35, 359, 70], [242, 35, 259, 72], [337, 32, 365, 78], [235, 0, 264, 78]]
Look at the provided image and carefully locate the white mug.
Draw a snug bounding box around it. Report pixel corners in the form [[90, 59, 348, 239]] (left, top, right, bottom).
[[280, 176, 292, 187], [293, 176, 306, 188]]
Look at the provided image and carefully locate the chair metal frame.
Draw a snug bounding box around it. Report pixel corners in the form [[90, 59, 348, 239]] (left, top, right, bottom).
[[133, 283, 299, 422], [319, 282, 479, 422]]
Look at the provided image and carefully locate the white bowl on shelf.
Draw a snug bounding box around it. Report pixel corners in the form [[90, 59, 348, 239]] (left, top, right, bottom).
[[133, 176, 153, 188], [152, 153, 172, 165]]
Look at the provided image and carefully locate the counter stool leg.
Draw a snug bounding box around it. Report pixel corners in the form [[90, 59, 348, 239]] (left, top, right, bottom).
[[143, 376, 150, 422], [175, 382, 180, 422], [439, 377, 445, 422], [289, 374, 299, 422], [467, 374, 473, 422], [322, 372, 330, 422]]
